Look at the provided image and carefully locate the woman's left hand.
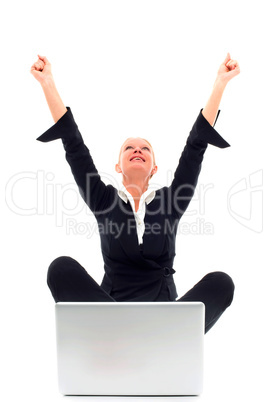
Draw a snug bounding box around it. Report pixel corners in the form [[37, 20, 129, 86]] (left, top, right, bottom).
[[216, 53, 240, 85], [202, 53, 240, 126]]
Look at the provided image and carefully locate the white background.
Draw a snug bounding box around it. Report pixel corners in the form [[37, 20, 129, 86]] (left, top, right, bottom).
[[1, 1, 267, 401]]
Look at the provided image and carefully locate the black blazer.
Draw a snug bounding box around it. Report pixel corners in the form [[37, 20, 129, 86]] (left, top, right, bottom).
[[37, 108, 229, 302]]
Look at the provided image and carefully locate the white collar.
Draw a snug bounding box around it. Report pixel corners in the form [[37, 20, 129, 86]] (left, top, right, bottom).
[[118, 185, 156, 205]]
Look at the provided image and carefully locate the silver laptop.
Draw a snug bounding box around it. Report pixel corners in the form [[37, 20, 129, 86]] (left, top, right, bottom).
[[55, 302, 204, 396]]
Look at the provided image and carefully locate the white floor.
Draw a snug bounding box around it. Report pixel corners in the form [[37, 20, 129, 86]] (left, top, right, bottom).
[[3, 232, 268, 402], [2, 294, 268, 402]]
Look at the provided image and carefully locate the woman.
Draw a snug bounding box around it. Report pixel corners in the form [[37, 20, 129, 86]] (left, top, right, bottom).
[[31, 53, 239, 333]]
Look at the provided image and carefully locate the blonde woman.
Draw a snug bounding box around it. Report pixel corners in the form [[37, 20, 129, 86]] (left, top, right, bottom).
[[31, 54, 239, 333]]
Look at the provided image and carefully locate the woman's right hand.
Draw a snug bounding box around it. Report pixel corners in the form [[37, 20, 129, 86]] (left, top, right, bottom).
[[30, 55, 53, 86]]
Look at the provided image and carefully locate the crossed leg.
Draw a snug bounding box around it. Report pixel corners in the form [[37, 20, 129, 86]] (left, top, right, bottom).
[[47, 256, 235, 333], [178, 271, 235, 333]]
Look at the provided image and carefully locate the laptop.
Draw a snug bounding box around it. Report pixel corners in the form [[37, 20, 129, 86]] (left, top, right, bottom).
[[55, 302, 204, 396]]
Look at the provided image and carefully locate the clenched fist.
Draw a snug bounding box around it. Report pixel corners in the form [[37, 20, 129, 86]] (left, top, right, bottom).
[[30, 55, 53, 85], [216, 53, 240, 85]]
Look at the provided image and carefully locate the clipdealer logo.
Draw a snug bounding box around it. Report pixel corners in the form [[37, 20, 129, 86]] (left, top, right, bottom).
[[5, 170, 87, 226], [227, 170, 263, 233], [5, 169, 264, 235], [5, 169, 215, 237]]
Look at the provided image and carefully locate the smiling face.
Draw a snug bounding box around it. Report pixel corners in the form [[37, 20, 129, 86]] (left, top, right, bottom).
[[115, 137, 157, 181]]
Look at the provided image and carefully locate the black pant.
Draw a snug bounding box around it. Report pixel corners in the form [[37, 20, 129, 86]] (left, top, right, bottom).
[[47, 256, 234, 334]]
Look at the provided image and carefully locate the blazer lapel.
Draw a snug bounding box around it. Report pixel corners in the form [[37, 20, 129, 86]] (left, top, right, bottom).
[[113, 198, 141, 259], [142, 202, 166, 259]]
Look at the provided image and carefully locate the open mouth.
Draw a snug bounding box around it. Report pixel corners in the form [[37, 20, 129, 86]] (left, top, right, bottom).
[[130, 156, 145, 162]]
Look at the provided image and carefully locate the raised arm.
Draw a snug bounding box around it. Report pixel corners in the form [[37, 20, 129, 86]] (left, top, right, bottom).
[[30, 55, 67, 123], [31, 55, 115, 215], [202, 53, 240, 126], [169, 53, 240, 218]]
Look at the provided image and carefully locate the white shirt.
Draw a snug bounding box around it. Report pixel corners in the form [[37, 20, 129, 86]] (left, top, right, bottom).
[[117, 185, 156, 244]]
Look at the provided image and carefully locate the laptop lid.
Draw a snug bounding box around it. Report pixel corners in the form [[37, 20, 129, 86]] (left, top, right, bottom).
[[55, 302, 204, 396]]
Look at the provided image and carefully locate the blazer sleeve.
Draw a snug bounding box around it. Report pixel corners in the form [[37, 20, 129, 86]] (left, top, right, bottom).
[[169, 109, 230, 218], [36, 107, 115, 214]]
